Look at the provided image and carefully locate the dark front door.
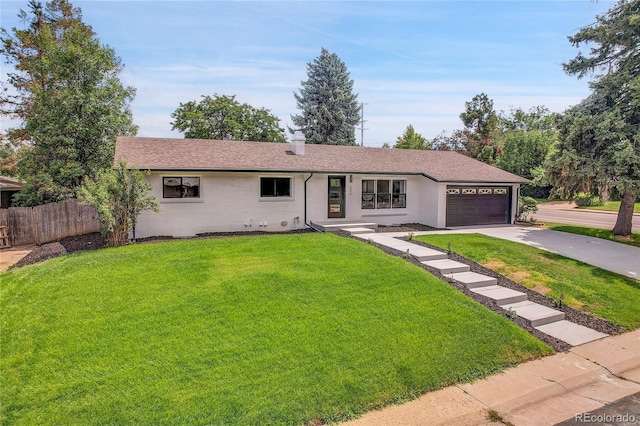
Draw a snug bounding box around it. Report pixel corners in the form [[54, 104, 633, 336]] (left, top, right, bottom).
[[328, 176, 346, 218]]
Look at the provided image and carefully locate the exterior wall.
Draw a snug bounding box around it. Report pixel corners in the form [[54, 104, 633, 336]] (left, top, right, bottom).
[[136, 172, 306, 238], [135, 171, 523, 238], [306, 174, 429, 226]]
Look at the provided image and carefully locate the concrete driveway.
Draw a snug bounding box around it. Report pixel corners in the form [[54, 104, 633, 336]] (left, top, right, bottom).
[[434, 226, 640, 280]]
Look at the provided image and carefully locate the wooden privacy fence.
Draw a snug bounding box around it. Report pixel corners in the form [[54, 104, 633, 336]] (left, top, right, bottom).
[[0, 199, 100, 246]]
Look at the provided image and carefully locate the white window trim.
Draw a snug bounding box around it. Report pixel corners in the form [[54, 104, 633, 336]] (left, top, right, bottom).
[[258, 176, 295, 202], [360, 178, 407, 210], [160, 175, 204, 203]]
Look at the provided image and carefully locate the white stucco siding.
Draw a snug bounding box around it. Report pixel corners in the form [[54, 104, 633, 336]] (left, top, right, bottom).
[[417, 179, 445, 228], [135, 172, 306, 238]]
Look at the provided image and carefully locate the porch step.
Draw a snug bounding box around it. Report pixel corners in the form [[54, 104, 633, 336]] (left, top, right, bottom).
[[312, 221, 378, 233], [422, 259, 470, 274], [469, 285, 528, 306], [343, 227, 377, 235], [501, 301, 565, 327], [448, 271, 497, 288], [534, 320, 608, 346]]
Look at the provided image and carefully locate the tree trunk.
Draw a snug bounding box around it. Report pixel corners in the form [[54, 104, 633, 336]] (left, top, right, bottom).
[[612, 187, 637, 236]]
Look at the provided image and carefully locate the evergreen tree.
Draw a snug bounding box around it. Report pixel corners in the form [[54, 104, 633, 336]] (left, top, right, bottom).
[[394, 125, 430, 149], [290, 48, 360, 145], [548, 0, 640, 236], [459, 93, 500, 164], [1, 0, 137, 206]]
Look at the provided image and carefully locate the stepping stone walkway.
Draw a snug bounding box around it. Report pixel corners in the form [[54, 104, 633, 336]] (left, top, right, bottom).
[[352, 231, 608, 346]]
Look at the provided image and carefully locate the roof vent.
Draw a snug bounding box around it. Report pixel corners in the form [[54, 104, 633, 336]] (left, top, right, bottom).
[[290, 131, 305, 155]]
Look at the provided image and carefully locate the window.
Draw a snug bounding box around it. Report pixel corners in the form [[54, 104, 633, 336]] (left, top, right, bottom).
[[260, 177, 291, 197], [362, 179, 406, 209], [163, 177, 200, 198]]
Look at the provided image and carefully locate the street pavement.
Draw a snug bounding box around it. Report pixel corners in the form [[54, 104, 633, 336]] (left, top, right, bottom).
[[536, 201, 639, 233]]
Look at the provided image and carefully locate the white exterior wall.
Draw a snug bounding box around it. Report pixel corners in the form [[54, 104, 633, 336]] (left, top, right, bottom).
[[136, 172, 306, 238], [306, 174, 434, 226], [135, 171, 522, 238]]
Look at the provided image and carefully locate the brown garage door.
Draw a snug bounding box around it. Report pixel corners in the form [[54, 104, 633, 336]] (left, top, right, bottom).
[[446, 186, 511, 227]]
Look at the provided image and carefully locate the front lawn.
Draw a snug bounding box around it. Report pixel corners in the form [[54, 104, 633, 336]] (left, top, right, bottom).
[[544, 223, 640, 248], [415, 234, 640, 330], [1, 233, 551, 425], [580, 200, 640, 213]]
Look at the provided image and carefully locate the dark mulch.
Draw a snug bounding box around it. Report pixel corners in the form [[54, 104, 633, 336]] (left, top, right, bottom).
[[337, 230, 621, 352], [9, 229, 317, 269], [10, 232, 107, 270], [377, 223, 440, 233]]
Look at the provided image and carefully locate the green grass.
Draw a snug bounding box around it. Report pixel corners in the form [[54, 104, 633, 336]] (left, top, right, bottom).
[[544, 223, 640, 248], [580, 201, 640, 213], [415, 234, 640, 331], [1, 233, 551, 425]]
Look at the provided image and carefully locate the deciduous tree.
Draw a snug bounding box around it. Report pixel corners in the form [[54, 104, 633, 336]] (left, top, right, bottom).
[[290, 48, 360, 145], [79, 161, 159, 247], [171, 94, 286, 142], [1, 0, 137, 206]]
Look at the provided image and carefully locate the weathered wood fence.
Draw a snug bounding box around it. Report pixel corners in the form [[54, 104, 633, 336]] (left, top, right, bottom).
[[0, 199, 100, 246]]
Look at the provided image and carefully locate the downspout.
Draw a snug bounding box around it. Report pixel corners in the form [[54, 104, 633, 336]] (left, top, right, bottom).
[[304, 172, 314, 229]]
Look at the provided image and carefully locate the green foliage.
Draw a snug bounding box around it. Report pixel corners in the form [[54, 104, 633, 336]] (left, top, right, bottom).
[[459, 93, 500, 164], [0, 234, 551, 424], [517, 196, 538, 222], [291, 48, 360, 145], [574, 192, 605, 207], [79, 161, 158, 247], [550, 0, 640, 236], [170, 94, 286, 142], [1, 0, 137, 206], [394, 124, 431, 149]]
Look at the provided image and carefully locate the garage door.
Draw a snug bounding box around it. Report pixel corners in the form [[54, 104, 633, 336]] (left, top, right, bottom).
[[446, 186, 511, 227]]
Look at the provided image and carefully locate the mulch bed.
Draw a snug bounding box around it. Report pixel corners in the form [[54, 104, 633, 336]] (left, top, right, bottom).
[[11, 225, 620, 352]]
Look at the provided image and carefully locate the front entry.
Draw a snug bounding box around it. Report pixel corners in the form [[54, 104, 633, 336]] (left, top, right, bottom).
[[328, 176, 346, 218]]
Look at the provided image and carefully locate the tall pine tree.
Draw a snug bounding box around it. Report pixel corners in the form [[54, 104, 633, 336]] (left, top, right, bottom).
[[290, 48, 360, 145], [1, 0, 137, 206], [547, 0, 640, 236]]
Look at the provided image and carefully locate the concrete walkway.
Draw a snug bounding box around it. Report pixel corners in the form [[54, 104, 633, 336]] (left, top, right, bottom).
[[342, 330, 640, 426], [0, 245, 35, 271], [355, 230, 608, 347], [376, 226, 640, 280]]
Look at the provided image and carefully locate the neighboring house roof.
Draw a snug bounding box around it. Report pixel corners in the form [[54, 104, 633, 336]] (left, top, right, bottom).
[[114, 137, 528, 184], [0, 176, 24, 190]]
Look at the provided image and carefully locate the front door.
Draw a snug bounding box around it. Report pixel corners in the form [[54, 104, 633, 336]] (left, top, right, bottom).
[[328, 176, 346, 218]]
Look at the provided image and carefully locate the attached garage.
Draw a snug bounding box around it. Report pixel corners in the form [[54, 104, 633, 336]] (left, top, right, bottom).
[[446, 186, 512, 227]]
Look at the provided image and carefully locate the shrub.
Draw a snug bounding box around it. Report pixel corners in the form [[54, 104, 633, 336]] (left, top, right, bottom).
[[517, 196, 538, 222], [575, 193, 605, 207]]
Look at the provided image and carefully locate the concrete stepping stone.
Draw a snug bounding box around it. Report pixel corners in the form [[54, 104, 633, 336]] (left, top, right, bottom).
[[469, 285, 528, 306], [535, 320, 608, 346], [501, 301, 565, 327], [448, 271, 497, 288], [422, 259, 470, 274], [343, 227, 376, 235], [402, 246, 448, 261]]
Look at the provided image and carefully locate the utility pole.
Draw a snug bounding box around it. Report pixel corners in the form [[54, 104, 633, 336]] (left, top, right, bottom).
[[359, 102, 368, 146]]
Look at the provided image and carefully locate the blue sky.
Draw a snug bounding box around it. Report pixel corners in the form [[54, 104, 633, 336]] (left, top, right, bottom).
[[1, 0, 613, 147]]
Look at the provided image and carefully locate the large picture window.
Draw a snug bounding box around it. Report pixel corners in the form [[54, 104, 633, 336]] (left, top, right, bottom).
[[260, 177, 291, 197], [362, 179, 406, 209], [163, 177, 200, 198]]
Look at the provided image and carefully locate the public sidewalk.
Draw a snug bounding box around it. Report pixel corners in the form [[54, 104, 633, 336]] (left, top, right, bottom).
[[343, 330, 640, 426]]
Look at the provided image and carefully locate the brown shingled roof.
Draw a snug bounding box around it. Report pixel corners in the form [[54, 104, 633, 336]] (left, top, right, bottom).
[[114, 136, 528, 183]]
